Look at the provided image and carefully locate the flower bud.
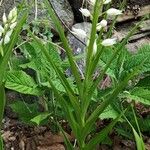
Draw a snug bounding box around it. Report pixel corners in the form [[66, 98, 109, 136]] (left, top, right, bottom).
[[93, 40, 97, 55], [8, 7, 17, 20], [4, 34, 10, 45], [101, 38, 116, 46], [11, 16, 17, 23], [103, 0, 112, 4], [96, 20, 107, 31], [107, 8, 122, 16], [11, 7, 17, 17], [0, 25, 4, 34], [10, 22, 17, 29], [6, 30, 13, 37], [79, 8, 91, 17], [4, 24, 8, 30], [71, 27, 87, 39], [2, 13, 7, 24]]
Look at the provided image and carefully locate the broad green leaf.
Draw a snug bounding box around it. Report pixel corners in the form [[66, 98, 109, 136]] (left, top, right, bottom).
[[31, 112, 51, 125], [122, 88, 150, 105], [5, 71, 42, 96], [136, 76, 150, 89], [99, 106, 120, 120], [10, 101, 39, 124]]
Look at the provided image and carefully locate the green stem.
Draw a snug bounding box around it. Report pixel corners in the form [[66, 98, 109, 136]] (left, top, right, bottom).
[[81, 0, 103, 125], [0, 85, 5, 150]]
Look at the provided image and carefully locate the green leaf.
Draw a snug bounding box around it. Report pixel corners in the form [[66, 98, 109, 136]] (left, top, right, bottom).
[[0, 135, 4, 150], [132, 128, 145, 150], [99, 106, 120, 120], [5, 71, 42, 96], [122, 88, 150, 105], [58, 123, 74, 150], [136, 76, 150, 89], [10, 101, 39, 124], [31, 112, 51, 125], [84, 109, 126, 150]]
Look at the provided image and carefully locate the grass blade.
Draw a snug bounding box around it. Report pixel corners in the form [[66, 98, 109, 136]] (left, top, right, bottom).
[[84, 109, 126, 150]]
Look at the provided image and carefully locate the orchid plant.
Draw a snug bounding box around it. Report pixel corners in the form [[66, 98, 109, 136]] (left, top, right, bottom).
[[25, 0, 146, 149]]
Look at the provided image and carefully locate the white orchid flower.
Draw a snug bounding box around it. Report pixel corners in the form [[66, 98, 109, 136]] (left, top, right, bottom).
[[10, 22, 17, 29], [97, 19, 107, 31], [93, 40, 97, 55], [4, 34, 10, 45], [2, 13, 7, 24], [71, 27, 87, 39], [103, 0, 112, 4], [101, 38, 117, 46], [6, 30, 13, 37], [79, 8, 91, 17], [106, 8, 122, 16], [8, 7, 17, 20]]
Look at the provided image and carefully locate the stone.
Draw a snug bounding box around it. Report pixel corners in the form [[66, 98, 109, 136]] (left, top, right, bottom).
[[0, 0, 74, 32], [67, 0, 83, 22], [126, 37, 150, 53]]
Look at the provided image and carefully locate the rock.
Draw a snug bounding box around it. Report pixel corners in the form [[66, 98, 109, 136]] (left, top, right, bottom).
[[126, 37, 150, 53], [0, 0, 14, 22], [49, 0, 74, 28], [0, 0, 74, 33], [67, 0, 83, 22]]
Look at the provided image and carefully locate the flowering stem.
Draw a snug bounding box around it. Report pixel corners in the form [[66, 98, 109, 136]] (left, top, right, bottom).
[[81, 0, 103, 122]]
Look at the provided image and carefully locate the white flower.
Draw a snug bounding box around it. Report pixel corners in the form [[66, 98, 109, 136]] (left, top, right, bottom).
[[11, 7, 17, 17], [106, 8, 122, 16], [6, 30, 13, 37], [11, 16, 17, 23], [103, 0, 112, 4], [4, 24, 8, 30], [71, 27, 87, 39], [4, 34, 10, 44], [101, 38, 117, 46], [2, 13, 7, 24], [10, 22, 17, 29], [0, 25, 4, 34], [8, 7, 17, 20], [93, 40, 97, 55], [79, 8, 91, 17], [96, 19, 107, 31]]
